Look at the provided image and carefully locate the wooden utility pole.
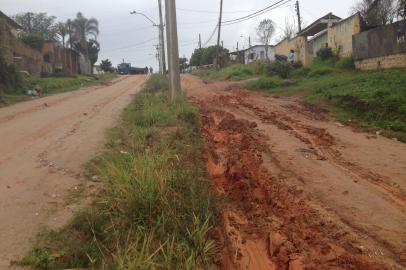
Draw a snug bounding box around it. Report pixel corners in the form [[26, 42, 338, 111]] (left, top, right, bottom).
[[295, 1, 302, 32], [165, 0, 181, 97], [199, 33, 202, 49], [158, 0, 166, 74], [216, 0, 224, 69]]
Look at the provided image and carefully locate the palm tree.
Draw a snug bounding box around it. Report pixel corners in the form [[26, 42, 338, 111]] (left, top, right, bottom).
[[56, 22, 68, 48], [71, 12, 99, 58], [56, 22, 68, 73]]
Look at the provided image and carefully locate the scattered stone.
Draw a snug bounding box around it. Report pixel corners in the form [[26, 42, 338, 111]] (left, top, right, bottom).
[[392, 138, 398, 141], [376, 130, 382, 136], [83, 113, 88, 116], [6, 185, 11, 189], [51, 194, 57, 199], [91, 175, 99, 181], [335, 122, 344, 127], [120, 150, 129, 154]]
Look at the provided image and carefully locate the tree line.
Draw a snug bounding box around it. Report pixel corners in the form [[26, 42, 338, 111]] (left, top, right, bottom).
[[13, 12, 100, 69]]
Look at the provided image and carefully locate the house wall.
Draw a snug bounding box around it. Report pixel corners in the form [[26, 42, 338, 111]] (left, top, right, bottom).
[[42, 41, 80, 75], [327, 13, 362, 57], [243, 46, 274, 63], [0, 18, 43, 76], [274, 36, 311, 65], [355, 53, 406, 70], [311, 32, 328, 57]]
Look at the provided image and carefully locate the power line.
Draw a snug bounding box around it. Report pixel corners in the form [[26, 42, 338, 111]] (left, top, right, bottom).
[[177, 7, 259, 14], [203, 24, 219, 46], [103, 37, 159, 52], [222, 0, 292, 26]]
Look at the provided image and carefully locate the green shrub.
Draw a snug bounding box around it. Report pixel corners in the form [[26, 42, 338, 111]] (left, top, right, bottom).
[[245, 77, 282, 91], [335, 57, 354, 69], [20, 33, 44, 51], [268, 61, 292, 78], [316, 47, 334, 61]]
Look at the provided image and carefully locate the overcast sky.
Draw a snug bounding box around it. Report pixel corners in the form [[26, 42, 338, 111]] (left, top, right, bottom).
[[2, 0, 357, 69]]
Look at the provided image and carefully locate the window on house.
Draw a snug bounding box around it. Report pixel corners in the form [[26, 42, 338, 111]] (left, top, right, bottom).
[[260, 51, 265, 59]]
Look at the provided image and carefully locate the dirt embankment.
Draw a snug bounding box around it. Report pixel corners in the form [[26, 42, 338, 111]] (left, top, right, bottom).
[[0, 75, 146, 269], [182, 74, 406, 270]]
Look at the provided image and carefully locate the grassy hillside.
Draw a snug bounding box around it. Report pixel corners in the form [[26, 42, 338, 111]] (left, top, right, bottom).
[[195, 60, 406, 142], [20, 75, 219, 269], [0, 73, 117, 107]]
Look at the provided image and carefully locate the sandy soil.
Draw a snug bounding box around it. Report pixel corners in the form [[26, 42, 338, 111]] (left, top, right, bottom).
[[0, 75, 146, 268], [182, 74, 406, 270]]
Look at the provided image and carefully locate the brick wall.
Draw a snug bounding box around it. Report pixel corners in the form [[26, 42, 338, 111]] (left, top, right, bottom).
[[355, 53, 406, 70], [0, 18, 44, 76]]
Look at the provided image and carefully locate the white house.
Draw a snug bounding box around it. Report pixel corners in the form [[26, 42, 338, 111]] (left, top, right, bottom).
[[243, 45, 275, 64]]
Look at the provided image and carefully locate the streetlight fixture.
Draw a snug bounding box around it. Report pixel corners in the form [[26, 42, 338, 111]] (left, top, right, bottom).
[[130, 10, 166, 75], [130, 11, 158, 26]]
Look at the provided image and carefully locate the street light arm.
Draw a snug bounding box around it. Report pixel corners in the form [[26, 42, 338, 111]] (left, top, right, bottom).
[[130, 11, 158, 26]]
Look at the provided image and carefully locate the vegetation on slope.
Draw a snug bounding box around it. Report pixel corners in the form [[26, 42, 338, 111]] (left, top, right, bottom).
[[20, 75, 219, 269]]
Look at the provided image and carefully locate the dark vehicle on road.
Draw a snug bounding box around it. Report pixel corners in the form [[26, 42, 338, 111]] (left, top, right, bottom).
[[117, 63, 131, 75], [117, 62, 148, 75]]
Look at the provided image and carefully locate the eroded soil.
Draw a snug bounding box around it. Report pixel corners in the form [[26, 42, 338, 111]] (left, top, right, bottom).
[[182, 74, 406, 270]]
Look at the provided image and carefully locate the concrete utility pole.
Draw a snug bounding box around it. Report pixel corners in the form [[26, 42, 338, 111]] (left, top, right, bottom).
[[216, 0, 224, 69], [199, 33, 202, 49], [295, 1, 302, 32], [165, 0, 181, 97], [249, 36, 251, 47], [158, 0, 166, 74]]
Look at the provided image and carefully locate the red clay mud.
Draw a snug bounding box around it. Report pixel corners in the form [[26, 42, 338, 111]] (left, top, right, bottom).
[[183, 74, 406, 270]]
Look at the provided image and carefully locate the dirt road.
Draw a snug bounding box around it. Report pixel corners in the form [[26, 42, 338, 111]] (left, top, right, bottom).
[[182, 75, 406, 270], [0, 75, 146, 268]]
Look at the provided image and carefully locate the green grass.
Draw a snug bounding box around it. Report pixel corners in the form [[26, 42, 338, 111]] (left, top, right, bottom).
[[0, 73, 117, 107], [20, 75, 219, 269]]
